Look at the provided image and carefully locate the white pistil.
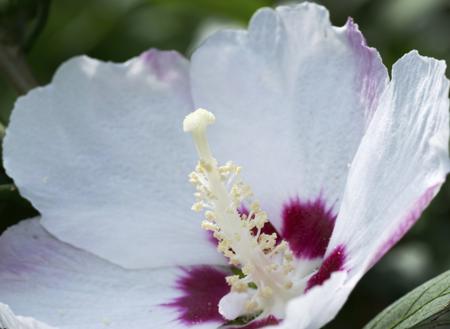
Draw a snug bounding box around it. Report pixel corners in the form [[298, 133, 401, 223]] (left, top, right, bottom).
[[184, 109, 299, 319]]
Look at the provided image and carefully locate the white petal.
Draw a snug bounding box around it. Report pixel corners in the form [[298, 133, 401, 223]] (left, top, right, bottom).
[[218, 292, 250, 320], [266, 272, 350, 329], [0, 303, 56, 329], [190, 3, 388, 227], [3, 50, 223, 269], [328, 51, 450, 278], [0, 219, 224, 329]]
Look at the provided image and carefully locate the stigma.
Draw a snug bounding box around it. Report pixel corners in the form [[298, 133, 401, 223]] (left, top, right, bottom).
[[184, 109, 300, 320]]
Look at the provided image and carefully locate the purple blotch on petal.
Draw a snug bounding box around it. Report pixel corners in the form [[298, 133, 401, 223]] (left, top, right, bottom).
[[345, 17, 387, 121], [281, 196, 336, 259], [369, 184, 440, 268], [164, 265, 230, 325], [305, 245, 346, 291]]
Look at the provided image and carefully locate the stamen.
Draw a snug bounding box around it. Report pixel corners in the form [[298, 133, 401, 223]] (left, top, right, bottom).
[[184, 109, 299, 319]]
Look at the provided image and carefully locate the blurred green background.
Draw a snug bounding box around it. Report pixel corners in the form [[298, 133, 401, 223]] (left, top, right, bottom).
[[0, 0, 449, 328]]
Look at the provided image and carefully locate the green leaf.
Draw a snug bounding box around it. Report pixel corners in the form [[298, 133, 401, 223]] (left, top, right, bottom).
[[364, 270, 450, 329], [411, 305, 450, 328]]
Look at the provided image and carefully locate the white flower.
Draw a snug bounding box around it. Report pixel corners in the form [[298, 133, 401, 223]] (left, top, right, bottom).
[[1, 3, 449, 329]]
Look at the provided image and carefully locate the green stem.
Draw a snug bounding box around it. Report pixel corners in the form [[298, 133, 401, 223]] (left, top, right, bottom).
[[23, 0, 51, 52], [0, 43, 38, 95], [0, 121, 5, 139], [0, 184, 16, 193], [0, 184, 17, 201]]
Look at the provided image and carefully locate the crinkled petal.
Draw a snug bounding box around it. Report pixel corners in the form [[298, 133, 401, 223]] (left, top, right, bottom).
[[190, 3, 388, 228], [3, 50, 223, 269], [327, 51, 450, 279], [0, 303, 56, 329], [0, 219, 225, 329]]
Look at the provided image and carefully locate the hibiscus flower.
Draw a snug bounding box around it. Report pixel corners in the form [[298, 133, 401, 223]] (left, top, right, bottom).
[[1, 2, 448, 329]]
